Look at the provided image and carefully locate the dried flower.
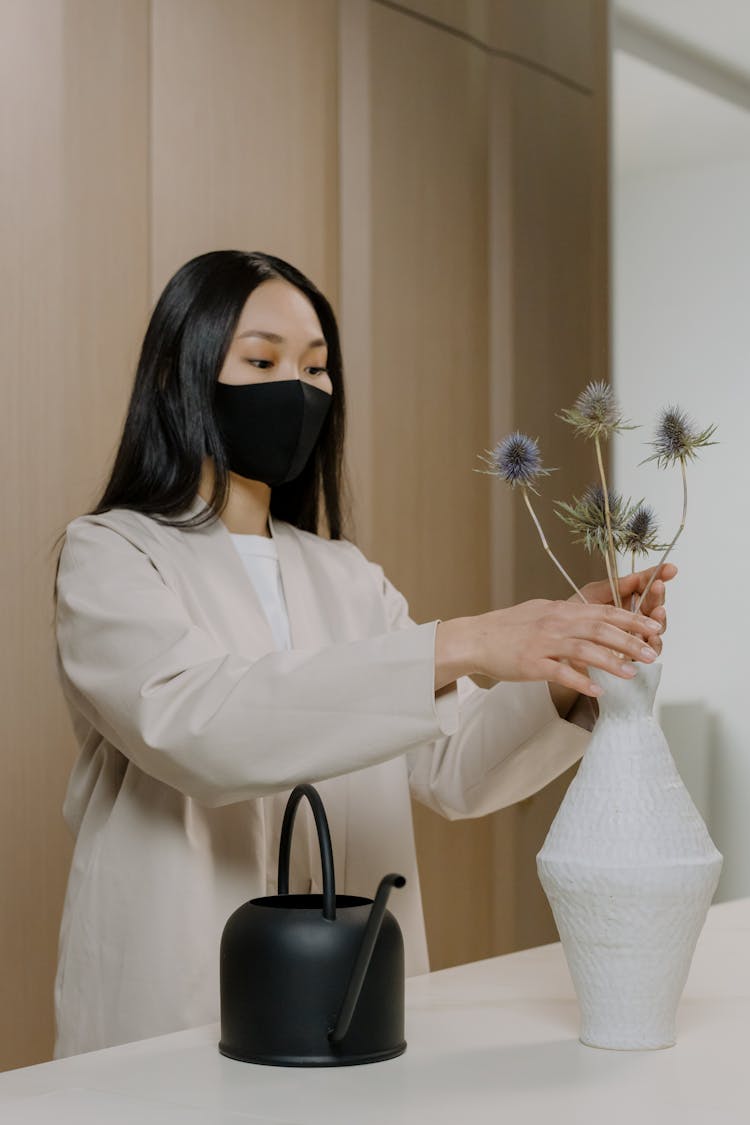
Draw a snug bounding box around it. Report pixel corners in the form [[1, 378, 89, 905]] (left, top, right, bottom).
[[639, 406, 718, 469], [475, 431, 556, 496], [621, 503, 665, 556], [558, 381, 639, 442], [475, 433, 586, 602], [554, 484, 636, 556], [633, 405, 718, 614], [557, 382, 640, 607]]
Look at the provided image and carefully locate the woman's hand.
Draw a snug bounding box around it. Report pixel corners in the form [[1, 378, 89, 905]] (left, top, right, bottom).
[[575, 562, 676, 649], [561, 563, 677, 691], [436, 597, 661, 700]]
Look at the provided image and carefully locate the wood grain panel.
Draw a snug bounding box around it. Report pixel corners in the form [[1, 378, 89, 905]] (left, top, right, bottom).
[[487, 0, 597, 90], [353, 0, 609, 967], [495, 4, 610, 951], [369, 1, 490, 624], [378, 0, 493, 44], [150, 0, 339, 305], [377, 0, 598, 89], [338, 0, 376, 553], [0, 0, 150, 1070], [367, 0, 494, 965]]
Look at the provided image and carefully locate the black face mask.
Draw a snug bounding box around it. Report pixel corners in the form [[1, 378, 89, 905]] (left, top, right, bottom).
[[213, 378, 332, 487]]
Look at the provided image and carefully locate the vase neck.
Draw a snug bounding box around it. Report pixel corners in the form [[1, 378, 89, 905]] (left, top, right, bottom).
[[589, 661, 662, 720]]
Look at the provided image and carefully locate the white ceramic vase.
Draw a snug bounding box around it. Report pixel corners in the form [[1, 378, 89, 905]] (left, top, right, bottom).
[[537, 659, 723, 1050]]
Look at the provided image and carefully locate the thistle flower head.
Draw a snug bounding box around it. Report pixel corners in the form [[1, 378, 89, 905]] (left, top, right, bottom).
[[474, 431, 557, 496], [621, 502, 665, 555], [554, 483, 636, 555], [639, 405, 718, 468], [557, 380, 639, 441]]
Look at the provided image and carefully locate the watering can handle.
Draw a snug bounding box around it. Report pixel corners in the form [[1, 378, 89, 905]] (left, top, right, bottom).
[[277, 784, 336, 921]]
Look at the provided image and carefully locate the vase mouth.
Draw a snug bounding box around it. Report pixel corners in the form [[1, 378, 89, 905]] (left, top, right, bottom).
[[587, 658, 662, 710], [589, 659, 662, 686]]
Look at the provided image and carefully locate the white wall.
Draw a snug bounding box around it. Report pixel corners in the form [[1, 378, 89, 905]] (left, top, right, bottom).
[[613, 104, 750, 900]]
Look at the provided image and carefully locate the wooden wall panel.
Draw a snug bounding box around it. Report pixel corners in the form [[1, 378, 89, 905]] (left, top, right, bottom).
[[150, 0, 340, 305], [378, 0, 597, 88], [490, 6, 610, 952], [369, 2, 490, 624], [0, 0, 150, 1070], [341, 0, 609, 968], [367, 1, 494, 966], [486, 0, 597, 89]]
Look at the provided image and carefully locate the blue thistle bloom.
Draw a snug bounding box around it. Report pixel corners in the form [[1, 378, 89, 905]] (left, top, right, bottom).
[[622, 502, 664, 555], [557, 380, 638, 441], [554, 482, 635, 555], [475, 432, 585, 601], [639, 405, 718, 468], [632, 404, 718, 613], [474, 431, 556, 496]]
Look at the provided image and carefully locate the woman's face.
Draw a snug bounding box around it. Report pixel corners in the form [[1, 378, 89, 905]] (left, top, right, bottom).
[[218, 278, 333, 396]]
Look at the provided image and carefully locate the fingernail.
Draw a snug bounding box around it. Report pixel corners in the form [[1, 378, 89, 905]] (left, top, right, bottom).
[[641, 647, 656, 660], [622, 665, 637, 676], [590, 684, 603, 696]]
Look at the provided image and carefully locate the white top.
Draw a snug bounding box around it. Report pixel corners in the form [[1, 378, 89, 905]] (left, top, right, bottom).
[[228, 529, 292, 651], [2, 897, 746, 1122]]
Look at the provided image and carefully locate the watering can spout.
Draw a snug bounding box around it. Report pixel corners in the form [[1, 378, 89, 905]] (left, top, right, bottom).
[[328, 873, 406, 1046]]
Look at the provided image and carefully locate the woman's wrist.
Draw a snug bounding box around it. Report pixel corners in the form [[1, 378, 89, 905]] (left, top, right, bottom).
[[434, 617, 481, 691]]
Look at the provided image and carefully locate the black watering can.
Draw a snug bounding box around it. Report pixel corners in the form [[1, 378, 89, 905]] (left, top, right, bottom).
[[218, 783, 407, 1066]]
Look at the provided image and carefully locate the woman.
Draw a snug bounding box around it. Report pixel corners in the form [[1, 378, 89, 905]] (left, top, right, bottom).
[[51, 250, 672, 1059]]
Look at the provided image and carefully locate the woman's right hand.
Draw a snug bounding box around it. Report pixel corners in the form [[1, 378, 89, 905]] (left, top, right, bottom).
[[435, 599, 662, 698]]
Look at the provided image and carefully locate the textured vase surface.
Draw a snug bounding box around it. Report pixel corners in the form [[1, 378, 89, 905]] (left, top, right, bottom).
[[537, 660, 723, 1050]]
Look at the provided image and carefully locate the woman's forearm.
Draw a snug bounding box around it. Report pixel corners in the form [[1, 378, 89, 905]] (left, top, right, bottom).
[[436, 618, 582, 722], [434, 617, 480, 691]]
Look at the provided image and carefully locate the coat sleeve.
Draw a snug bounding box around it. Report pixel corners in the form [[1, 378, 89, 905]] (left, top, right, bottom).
[[365, 561, 592, 821], [55, 520, 462, 809]]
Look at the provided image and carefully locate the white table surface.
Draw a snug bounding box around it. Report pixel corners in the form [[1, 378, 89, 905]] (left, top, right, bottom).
[[1, 896, 748, 1124]]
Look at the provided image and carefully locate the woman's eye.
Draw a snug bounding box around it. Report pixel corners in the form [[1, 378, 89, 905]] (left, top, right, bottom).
[[307, 367, 329, 376], [247, 359, 272, 369]]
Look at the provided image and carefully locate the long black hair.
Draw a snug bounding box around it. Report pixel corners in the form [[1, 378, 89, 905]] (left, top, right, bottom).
[[51, 250, 355, 579]]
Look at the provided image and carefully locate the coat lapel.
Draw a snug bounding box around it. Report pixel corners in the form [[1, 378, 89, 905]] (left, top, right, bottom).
[[173, 492, 323, 654], [268, 513, 331, 652]]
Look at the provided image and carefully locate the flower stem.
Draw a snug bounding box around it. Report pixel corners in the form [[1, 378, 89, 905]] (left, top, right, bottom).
[[522, 488, 588, 603], [602, 547, 618, 606], [630, 550, 636, 612], [634, 457, 687, 615], [594, 434, 622, 608]]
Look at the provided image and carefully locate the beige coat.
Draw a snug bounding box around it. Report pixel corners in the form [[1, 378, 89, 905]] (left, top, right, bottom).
[[52, 492, 590, 1058]]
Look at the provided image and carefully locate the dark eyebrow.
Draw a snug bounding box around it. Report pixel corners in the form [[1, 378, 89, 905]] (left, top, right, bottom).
[[237, 329, 327, 348]]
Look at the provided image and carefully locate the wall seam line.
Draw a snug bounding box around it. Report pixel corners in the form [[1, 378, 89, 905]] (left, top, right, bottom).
[[370, 0, 594, 96]]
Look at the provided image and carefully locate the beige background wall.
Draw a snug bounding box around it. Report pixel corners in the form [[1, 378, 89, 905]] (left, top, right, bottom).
[[0, 0, 608, 1070]]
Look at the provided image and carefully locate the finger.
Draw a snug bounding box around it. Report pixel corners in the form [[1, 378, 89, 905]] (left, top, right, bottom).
[[639, 578, 667, 618], [577, 603, 662, 640], [538, 657, 602, 698], [617, 563, 678, 598], [566, 620, 660, 664], [566, 626, 657, 666], [562, 643, 638, 675], [645, 612, 666, 651], [576, 576, 616, 606]]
